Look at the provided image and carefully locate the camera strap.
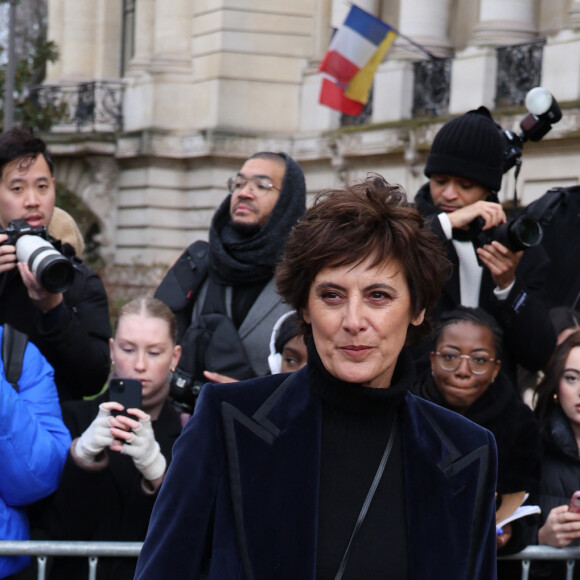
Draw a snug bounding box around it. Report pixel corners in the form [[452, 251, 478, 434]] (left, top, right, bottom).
[[2, 324, 28, 392], [334, 412, 399, 580]]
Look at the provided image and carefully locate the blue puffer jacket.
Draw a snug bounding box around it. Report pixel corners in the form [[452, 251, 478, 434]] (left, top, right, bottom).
[[0, 327, 71, 578]]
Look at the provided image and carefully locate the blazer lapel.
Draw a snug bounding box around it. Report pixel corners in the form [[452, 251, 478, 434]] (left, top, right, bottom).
[[402, 395, 493, 580], [221, 371, 321, 580]]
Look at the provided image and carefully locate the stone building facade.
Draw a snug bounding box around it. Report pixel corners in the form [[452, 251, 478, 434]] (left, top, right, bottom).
[[42, 0, 580, 292]]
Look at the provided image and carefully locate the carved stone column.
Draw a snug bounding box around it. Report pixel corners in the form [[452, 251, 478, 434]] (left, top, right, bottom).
[[569, 1, 580, 29], [60, 0, 97, 79], [473, 0, 536, 45], [397, 0, 453, 58], [151, 0, 192, 72], [330, 0, 378, 28], [127, 0, 154, 72], [46, 0, 63, 81]]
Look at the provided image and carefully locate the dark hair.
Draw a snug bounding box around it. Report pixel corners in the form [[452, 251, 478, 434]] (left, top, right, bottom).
[[535, 330, 580, 430], [0, 127, 54, 178], [275, 175, 450, 341], [433, 306, 503, 358], [115, 296, 177, 345], [275, 312, 302, 354]]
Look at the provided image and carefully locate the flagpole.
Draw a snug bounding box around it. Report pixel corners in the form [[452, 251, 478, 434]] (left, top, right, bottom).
[[345, 2, 440, 61], [384, 24, 440, 61]]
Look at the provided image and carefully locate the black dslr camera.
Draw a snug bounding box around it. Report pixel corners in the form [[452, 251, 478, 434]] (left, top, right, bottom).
[[1, 219, 74, 293], [468, 87, 562, 255], [169, 368, 203, 413], [468, 214, 543, 254]]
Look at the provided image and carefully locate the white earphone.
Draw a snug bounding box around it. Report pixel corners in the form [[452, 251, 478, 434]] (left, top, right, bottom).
[[267, 310, 297, 374]]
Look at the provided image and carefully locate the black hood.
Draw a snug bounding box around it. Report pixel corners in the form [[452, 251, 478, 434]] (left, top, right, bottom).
[[207, 153, 306, 285]]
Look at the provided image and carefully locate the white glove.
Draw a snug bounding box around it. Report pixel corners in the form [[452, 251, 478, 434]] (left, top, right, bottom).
[[75, 403, 115, 463], [121, 414, 166, 481]]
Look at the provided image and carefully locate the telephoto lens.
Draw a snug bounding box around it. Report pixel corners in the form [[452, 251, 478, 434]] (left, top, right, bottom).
[[16, 235, 75, 293]]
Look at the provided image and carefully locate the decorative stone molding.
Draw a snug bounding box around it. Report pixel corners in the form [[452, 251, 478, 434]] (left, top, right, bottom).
[[54, 155, 119, 263]]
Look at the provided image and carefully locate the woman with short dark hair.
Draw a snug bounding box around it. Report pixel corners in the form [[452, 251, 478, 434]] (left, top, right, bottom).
[[135, 176, 498, 580]]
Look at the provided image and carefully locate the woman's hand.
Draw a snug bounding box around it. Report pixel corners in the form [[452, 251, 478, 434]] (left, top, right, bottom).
[[110, 409, 166, 483], [496, 523, 512, 550], [538, 505, 580, 547], [74, 401, 123, 463]]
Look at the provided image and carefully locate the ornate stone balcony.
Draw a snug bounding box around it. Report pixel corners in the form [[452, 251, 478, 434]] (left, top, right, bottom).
[[29, 81, 124, 133]]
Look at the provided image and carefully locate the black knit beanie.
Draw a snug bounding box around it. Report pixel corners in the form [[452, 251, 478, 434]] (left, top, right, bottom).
[[424, 106, 504, 192]]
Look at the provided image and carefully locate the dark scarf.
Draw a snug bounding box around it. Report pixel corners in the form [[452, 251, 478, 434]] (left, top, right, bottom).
[[414, 182, 439, 217], [414, 370, 512, 423], [207, 153, 306, 285]]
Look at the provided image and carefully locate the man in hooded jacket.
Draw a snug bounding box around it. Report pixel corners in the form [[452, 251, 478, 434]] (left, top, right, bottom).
[[155, 152, 306, 409]]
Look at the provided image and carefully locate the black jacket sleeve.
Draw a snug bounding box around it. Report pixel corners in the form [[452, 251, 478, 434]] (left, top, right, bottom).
[[486, 245, 556, 372], [35, 261, 112, 400]]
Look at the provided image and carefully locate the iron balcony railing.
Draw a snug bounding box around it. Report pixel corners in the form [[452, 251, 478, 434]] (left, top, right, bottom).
[[29, 81, 124, 132]]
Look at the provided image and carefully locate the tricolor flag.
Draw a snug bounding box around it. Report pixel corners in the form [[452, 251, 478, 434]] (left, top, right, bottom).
[[319, 5, 396, 115]]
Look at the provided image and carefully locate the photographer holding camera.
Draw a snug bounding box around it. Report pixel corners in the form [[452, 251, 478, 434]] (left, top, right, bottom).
[[414, 107, 556, 387], [0, 127, 111, 401]]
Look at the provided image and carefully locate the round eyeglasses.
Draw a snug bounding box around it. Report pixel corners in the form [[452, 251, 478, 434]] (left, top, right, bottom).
[[226, 176, 280, 196], [433, 351, 496, 375]]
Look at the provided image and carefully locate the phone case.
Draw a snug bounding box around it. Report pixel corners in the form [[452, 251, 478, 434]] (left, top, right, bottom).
[[569, 491, 580, 513], [109, 378, 142, 415]]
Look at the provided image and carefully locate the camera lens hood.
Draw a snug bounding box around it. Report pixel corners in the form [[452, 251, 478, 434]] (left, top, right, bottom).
[[16, 235, 75, 293]]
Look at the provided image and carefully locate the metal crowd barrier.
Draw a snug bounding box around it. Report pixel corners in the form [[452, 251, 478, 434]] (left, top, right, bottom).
[[499, 545, 580, 580], [0, 541, 142, 580], [0, 541, 579, 580]]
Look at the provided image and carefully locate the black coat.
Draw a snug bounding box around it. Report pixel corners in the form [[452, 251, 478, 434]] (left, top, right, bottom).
[[413, 184, 556, 384], [413, 371, 541, 580], [0, 241, 111, 400], [532, 407, 580, 579], [135, 366, 498, 580], [36, 396, 182, 580], [525, 185, 580, 309], [414, 371, 541, 500]]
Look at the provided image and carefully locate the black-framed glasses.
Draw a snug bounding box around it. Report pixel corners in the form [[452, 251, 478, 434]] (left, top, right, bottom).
[[226, 176, 280, 196], [433, 351, 496, 374]]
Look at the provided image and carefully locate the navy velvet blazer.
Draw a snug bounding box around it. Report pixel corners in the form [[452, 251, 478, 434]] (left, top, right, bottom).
[[135, 367, 498, 580]]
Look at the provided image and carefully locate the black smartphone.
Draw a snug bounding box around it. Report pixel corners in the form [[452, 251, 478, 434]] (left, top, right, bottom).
[[108, 377, 142, 416]]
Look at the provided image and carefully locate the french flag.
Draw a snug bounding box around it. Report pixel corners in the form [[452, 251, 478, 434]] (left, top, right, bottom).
[[319, 5, 395, 115]]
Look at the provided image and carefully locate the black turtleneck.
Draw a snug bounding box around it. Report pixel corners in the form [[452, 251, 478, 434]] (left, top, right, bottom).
[[307, 340, 410, 580]]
